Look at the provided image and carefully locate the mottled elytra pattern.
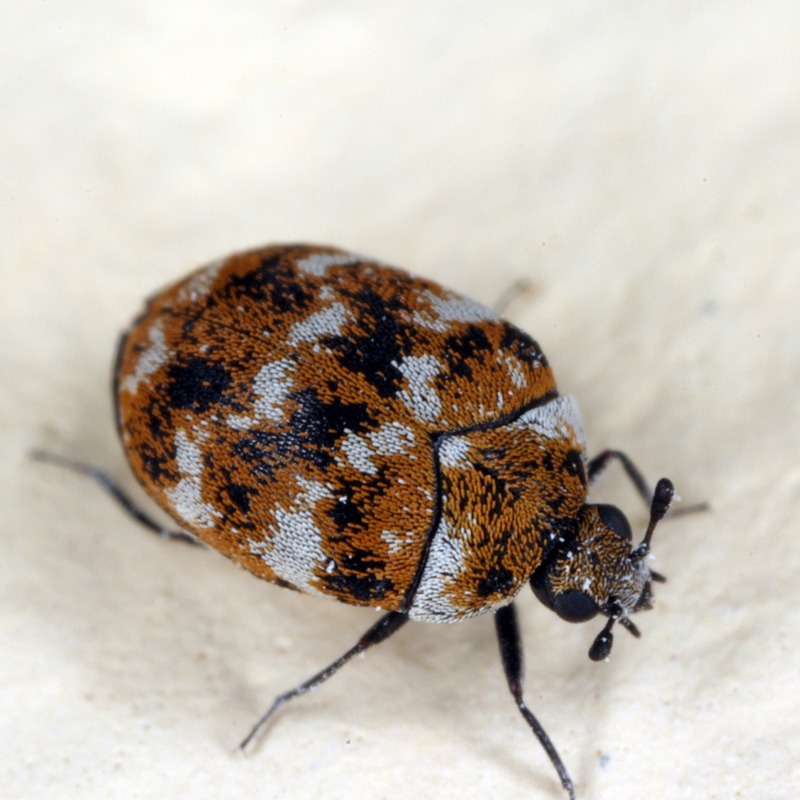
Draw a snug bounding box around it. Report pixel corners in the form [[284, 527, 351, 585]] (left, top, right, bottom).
[[115, 244, 588, 621]]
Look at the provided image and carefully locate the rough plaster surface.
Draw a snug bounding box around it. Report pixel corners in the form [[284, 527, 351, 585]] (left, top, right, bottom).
[[2, 3, 799, 799]]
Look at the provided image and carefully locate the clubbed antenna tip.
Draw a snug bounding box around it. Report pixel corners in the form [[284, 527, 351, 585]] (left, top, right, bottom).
[[633, 477, 674, 561]]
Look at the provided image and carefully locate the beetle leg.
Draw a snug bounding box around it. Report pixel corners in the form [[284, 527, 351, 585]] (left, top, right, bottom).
[[586, 448, 653, 504], [494, 603, 575, 800], [240, 610, 409, 752], [587, 449, 707, 516], [30, 450, 200, 545], [491, 278, 535, 315]]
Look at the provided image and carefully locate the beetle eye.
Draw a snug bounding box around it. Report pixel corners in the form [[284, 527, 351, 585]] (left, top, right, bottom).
[[552, 590, 599, 623], [596, 504, 632, 541]]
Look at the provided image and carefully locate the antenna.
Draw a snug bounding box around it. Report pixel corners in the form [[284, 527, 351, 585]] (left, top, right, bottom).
[[633, 477, 674, 560]]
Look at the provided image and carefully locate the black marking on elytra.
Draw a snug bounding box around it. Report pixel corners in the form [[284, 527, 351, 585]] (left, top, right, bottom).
[[134, 397, 182, 483], [324, 548, 393, 602], [139, 445, 175, 485], [328, 482, 367, 530], [236, 427, 331, 472], [165, 357, 233, 412], [290, 388, 375, 447], [221, 480, 258, 518], [222, 253, 315, 312], [500, 321, 547, 368], [442, 324, 493, 379], [228, 391, 375, 476], [325, 287, 414, 398], [146, 399, 169, 441], [229, 431, 285, 478]]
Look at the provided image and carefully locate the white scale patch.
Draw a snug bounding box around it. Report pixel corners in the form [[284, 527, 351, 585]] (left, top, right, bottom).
[[412, 289, 498, 333], [341, 430, 378, 475], [407, 516, 468, 622], [395, 354, 443, 422], [296, 251, 360, 277], [516, 395, 587, 451], [287, 302, 352, 345], [227, 359, 295, 430], [438, 436, 472, 468], [340, 422, 417, 475], [249, 477, 331, 595], [176, 258, 225, 303], [410, 512, 519, 622], [369, 422, 416, 454], [122, 319, 169, 394], [502, 354, 528, 388], [174, 429, 204, 476], [165, 429, 220, 528]]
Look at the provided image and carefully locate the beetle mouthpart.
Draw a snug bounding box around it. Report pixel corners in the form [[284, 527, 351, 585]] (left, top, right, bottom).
[[631, 477, 674, 561], [634, 580, 654, 612]]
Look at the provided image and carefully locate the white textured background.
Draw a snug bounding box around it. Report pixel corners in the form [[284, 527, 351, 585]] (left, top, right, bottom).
[[3, 3, 799, 799]]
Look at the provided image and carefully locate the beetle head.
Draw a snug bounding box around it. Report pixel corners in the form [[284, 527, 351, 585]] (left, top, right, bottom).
[[530, 478, 674, 661]]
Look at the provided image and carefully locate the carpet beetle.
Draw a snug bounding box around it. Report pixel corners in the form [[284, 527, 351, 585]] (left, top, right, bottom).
[[67, 244, 682, 798]]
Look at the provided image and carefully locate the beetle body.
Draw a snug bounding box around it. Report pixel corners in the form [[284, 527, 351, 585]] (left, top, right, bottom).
[[115, 244, 606, 621], [111, 244, 675, 798]]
